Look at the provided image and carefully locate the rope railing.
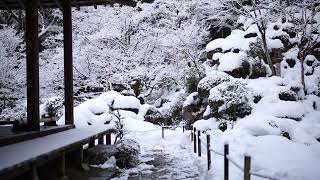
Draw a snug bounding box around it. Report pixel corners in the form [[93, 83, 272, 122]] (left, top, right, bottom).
[[191, 126, 280, 180]]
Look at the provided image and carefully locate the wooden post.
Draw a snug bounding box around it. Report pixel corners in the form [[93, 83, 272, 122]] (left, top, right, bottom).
[[26, 0, 40, 131], [198, 130, 201, 157], [162, 127, 164, 139], [69, 146, 83, 169], [207, 134, 211, 170], [183, 126, 185, 133], [32, 166, 39, 180], [244, 156, 251, 180], [193, 127, 197, 153], [224, 144, 229, 180], [89, 139, 95, 148], [57, 152, 67, 179], [62, 0, 74, 125], [98, 136, 104, 144], [105, 133, 111, 145], [191, 125, 193, 142]]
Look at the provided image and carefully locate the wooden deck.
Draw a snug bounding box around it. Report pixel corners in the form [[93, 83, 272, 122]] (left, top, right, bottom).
[[0, 125, 75, 147], [0, 125, 116, 180]]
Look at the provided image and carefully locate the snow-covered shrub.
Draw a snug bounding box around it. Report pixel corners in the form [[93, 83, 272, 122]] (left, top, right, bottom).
[[115, 138, 141, 169], [197, 71, 231, 99], [0, 104, 26, 122], [208, 80, 252, 120], [278, 90, 298, 101], [42, 96, 64, 119], [185, 67, 206, 93]]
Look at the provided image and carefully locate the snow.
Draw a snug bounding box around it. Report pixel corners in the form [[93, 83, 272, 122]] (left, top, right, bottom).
[[214, 52, 248, 72], [183, 92, 198, 107], [58, 91, 140, 127], [91, 156, 117, 169]]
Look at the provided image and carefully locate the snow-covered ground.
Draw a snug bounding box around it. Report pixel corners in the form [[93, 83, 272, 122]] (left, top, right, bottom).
[[112, 119, 200, 179], [57, 89, 320, 180]]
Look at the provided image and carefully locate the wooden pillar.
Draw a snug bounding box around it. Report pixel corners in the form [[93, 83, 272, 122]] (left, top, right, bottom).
[[98, 136, 104, 144], [62, 0, 74, 125], [224, 144, 229, 180], [244, 156, 251, 180], [105, 133, 111, 145], [197, 131, 201, 157], [207, 134, 211, 170], [26, 0, 40, 131]]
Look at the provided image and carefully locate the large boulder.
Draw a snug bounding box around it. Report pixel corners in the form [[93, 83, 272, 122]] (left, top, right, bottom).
[[208, 80, 252, 120], [84, 138, 140, 169], [84, 145, 118, 165], [115, 138, 141, 169], [224, 60, 250, 79], [144, 107, 171, 125], [182, 92, 205, 129]]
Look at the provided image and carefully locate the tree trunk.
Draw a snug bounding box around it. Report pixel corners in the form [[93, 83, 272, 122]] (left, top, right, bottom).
[[299, 51, 306, 94], [261, 34, 276, 76]]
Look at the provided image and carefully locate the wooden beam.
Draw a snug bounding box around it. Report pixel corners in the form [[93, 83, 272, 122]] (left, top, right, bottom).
[[62, 0, 74, 125], [0, 0, 137, 10], [26, 0, 40, 131]]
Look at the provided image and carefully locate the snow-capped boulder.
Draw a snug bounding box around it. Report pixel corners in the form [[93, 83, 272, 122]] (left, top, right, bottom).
[[208, 80, 252, 120], [115, 138, 140, 169], [182, 92, 204, 129], [144, 106, 166, 124], [84, 145, 119, 165]]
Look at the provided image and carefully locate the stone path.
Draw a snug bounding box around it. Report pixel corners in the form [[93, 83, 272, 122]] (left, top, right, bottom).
[[112, 129, 200, 180]]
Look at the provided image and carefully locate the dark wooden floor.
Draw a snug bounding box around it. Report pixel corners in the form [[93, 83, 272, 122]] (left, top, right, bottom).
[[0, 125, 75, 147]]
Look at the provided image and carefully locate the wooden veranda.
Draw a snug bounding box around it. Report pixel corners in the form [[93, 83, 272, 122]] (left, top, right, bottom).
[[0, 0, 136, 179], [0, 0, 136, 140]]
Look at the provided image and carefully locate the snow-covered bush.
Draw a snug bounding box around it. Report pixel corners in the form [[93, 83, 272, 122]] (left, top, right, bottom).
[[208, 80, 252, 120], [115, 138, 141, 168], [197, 71, 231, 99], [41, 96, 64, 119], [0, 104, 26, 122]]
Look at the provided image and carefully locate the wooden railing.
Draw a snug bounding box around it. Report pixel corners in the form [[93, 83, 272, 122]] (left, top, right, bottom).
[[191, 127, 279, 180]]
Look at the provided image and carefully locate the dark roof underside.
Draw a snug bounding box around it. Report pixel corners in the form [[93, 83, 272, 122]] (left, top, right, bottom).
[[0, 0, 137, 10]]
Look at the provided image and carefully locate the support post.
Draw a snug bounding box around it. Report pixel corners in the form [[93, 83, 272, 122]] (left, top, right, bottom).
[[198, 131, 201, 157], [183, 125, 185, 133], [57, 152, 67, 180], [193, 127, 197, 153], [162, 127, 164, 139], [89, 139, 95, 148], [207, 134, 211, 170], [62, 0, 74, 125], [191, 125, 193, 142], [224, 144, 229, 180], [98, 136, 104, 144], [32, 166, 39, 180], [244, 156, 251, 180], [26, 0, 40, 131], [105, 133, 111, 145]]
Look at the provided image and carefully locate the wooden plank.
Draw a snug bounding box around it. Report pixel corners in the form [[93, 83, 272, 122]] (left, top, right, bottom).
[[0, 125, 75, 147], [26, 0, 40, 131], [62, 0, 74, 125], [0, 127, 117, 180]]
